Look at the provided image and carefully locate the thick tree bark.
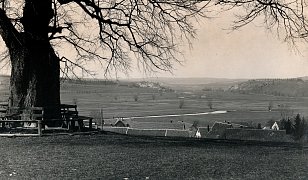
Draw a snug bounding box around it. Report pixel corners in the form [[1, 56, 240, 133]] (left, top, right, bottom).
[[9, 42, 61, 121], [0, 1, 61, 123]]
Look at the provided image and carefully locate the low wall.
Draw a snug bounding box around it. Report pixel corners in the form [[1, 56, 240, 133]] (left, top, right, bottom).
[[127, 128, 166, 137], [130, 122, 184, 130], [103, 127, 128, 134], [225, 128, 293, 142], [103, 127, 294, 143], [103, 127, 191, 137], [165, 129, 190, 137]]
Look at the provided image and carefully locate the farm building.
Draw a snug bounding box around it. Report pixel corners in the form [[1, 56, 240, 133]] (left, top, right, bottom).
[[196, 122, 251, 138], [195, 130, 201, 138], [103, 119, 293, 142], [103, 126, 192, 137], [199, 121, 292, 142], [129, 122, 186, 130], [104, 118, 189, 130], [230, 123, 249, 129], [196, 126, 211, 138], [103, 119, 193, 137], [103, 118, 132, 127], [205, 122, 232, 139], [262, 121, 281, 130], [271, 122, 279, 130], [103, 119, 119, 126]]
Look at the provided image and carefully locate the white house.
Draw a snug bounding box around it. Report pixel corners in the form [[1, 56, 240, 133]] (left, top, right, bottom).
[[271, 122, 279, 130]]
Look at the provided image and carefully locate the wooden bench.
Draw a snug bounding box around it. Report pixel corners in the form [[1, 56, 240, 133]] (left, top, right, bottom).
[[60, 104, 93, 130], [0, 102, 8, 119], [0, 106, 44, 136], [0, 102, 8, 114], [0, 104, 94, 135]]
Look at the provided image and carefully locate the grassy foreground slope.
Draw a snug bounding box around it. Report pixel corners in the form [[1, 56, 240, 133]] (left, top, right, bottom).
[[0, 134, 307, 179]]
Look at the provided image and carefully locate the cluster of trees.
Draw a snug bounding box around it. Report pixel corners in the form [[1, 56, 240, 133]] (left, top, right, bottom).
[[279, 114, 306, 140], [62, 79, 118, 85]]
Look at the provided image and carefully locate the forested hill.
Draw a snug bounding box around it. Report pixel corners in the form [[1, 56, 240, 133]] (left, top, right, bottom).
[[1, 75, 308, 97], [229, 78, 308, 97], [0, 75, 172, 93]]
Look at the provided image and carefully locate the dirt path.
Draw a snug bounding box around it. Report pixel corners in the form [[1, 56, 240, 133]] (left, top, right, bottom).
[[126, 110, 227, 120]]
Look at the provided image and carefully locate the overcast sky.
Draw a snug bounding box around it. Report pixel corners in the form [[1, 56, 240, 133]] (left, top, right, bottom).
[[120, 11, 308, 79], [1, 8, 308, 80]]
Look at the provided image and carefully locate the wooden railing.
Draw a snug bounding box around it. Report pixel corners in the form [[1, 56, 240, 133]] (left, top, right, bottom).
[[0, 104, 94, 136], [0, 106, 44, 136]]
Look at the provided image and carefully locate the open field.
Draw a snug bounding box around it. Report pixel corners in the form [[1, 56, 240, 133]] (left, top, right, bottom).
[[0, 133, 307, 179], [1, 76, 308, 128], [59, 82, 308, 128]]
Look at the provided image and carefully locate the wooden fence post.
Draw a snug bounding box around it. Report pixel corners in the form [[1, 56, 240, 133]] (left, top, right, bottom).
[[37, 120, 42, 136], [100, 108, 104, 131], [89, 118, 93, 130]]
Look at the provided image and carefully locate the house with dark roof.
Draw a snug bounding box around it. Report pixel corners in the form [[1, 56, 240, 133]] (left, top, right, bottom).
[[104, 118, 190, 130], [205, 122, 232, 139], [129, 121, 188, 130], [196, 127, 211, 138], [197, 121, 293, 142], [103, 118, 131, 127]]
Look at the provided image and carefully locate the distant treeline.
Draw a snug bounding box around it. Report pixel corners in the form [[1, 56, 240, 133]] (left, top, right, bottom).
[[61, 78, 118, 85], [230, 78, 308, 97], [60, 78, 174, 94], [249, 78, 303, 82]]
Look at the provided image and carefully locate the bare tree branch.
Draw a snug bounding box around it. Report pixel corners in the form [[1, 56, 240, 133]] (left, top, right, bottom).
[[216, 0, 308, 45], [59, 0, 209, 76], [0, 8, 22, 50], [1, 0, 308, 77]]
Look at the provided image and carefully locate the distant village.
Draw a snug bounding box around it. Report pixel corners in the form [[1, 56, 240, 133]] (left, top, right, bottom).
[[102, 115, 307, 143]]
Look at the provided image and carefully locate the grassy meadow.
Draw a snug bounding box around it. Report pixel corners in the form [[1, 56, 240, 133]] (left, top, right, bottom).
[[0, 77, 308, 179], [0, 134, 307, 179]]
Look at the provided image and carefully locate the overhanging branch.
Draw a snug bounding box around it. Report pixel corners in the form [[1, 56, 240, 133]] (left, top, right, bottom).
[[0, 8, 22, 49]]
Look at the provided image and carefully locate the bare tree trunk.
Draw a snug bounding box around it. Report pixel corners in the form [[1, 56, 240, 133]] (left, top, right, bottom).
[[9, 43, 61, 121], [0, 1, 61, 124]]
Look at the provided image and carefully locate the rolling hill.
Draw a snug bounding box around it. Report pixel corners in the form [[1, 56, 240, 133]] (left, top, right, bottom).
[[230, 78, 308, 97], [125, 77, 246, 91]]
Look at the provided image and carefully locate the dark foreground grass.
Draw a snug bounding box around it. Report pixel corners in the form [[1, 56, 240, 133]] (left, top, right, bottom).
[[0, 134, 307, 180]]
